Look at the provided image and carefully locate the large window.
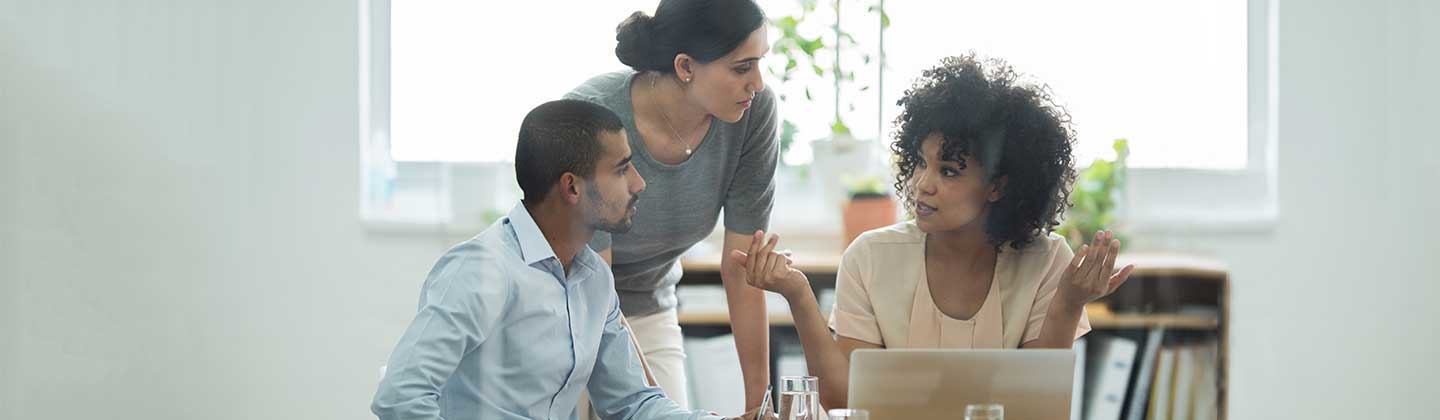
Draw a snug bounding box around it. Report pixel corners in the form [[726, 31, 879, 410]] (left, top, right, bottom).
[[766, 0, 1248, 170], [884, 0, 1249, 170], [389, 0, 658, 162], [361, 0, 1276, 233]]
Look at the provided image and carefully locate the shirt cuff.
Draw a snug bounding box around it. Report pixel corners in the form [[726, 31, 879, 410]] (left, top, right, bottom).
[[1073, 306, 1093, 340]]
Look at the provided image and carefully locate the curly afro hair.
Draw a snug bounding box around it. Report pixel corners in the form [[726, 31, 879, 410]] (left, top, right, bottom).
[[891, 53, 1077, 250]]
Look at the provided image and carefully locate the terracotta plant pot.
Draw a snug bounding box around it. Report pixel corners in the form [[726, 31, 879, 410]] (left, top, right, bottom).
[[842, 193, 898, 247]]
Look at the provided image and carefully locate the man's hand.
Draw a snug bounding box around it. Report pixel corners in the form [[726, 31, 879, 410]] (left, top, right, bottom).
[[727, 405, 779, 420], [730, 230, 810, 300]]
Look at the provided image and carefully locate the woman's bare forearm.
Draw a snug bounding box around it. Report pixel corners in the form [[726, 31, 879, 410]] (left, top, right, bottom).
[[783, 287, 853, 409]]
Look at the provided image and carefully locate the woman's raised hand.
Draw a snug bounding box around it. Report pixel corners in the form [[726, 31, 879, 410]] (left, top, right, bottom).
[[731, 230, 810, 299], [1058, 230, 1135, 309]]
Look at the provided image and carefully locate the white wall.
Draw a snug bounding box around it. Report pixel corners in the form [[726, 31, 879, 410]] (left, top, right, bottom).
[[1, 0, 1437, 419], [1, 0, 454, 419], [2, 17, 21, 417], [1143, 0, 1440, 418]]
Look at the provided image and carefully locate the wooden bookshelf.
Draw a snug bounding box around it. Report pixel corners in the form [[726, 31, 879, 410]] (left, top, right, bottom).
[[1084, 304, 1220, 330]]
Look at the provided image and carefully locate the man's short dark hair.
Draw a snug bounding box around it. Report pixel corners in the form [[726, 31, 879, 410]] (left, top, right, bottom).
[[514, 99, 626, 203]]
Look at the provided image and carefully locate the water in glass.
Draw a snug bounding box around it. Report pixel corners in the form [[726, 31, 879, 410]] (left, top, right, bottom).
[[778, 376, 819, 420]]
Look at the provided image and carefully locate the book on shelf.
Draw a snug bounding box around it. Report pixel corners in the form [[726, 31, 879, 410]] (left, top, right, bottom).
[[1191, 342, 1219, 420], [1125, 327, 1168, 420], [1072, 338, 1087, 420], [1148, 346, 1176, 420], [1084, 334, 1138, 420], [1170, 345, 1197, 420], [1141, 339, 1223, 420]]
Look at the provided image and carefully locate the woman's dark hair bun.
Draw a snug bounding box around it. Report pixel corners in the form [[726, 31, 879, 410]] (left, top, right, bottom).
[[615, 11, 661, 71], [613, 0, 766, 73]]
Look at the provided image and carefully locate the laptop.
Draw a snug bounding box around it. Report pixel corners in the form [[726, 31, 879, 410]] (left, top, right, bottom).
[[847, 349, 1077, 420]]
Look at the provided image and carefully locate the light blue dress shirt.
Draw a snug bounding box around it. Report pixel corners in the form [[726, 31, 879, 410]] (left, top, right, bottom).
[[372, 203, 719, 420]]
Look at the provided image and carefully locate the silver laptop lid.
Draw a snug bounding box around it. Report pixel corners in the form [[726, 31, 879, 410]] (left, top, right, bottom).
[[847, 349, 1076, 420]]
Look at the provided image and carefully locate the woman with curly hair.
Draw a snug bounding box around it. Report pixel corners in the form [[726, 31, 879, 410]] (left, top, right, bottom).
[[734, 53, 1136, 409]]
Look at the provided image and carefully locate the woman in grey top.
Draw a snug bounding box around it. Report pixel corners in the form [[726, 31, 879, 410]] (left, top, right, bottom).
[[564, 0, 776, 412]]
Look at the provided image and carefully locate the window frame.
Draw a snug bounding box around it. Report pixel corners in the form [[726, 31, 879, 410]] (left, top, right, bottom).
[[1120, 0, 1279, 233]]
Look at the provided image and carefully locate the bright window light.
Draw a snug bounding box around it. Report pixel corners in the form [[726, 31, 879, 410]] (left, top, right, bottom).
[[882, 0, 1248, 169], [391, 0, 1247, 169], [389, 0, 657, 162]]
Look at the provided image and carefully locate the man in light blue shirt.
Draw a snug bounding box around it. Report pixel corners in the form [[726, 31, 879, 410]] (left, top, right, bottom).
[[372, 100, 744, 420]]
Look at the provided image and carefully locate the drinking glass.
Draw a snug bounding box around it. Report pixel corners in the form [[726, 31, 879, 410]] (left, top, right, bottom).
[[778, 376, 819, 420]]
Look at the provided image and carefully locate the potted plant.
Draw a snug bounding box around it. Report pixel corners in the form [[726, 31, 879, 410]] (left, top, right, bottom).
[[1058, 139, 1130, 251], [767, 0, 889, 163], [769, 0, 895, 238], [841, 175, 897, 246]]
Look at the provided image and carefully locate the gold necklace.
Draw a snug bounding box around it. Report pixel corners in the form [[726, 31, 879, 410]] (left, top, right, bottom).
[[650, 74, 697, 156]]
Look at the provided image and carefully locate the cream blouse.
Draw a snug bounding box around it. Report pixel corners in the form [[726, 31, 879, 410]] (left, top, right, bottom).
[[827, 221, 1091, 348]]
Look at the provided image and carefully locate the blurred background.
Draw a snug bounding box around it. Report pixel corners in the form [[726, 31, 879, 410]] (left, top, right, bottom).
[[1, 0, 1437, 419]]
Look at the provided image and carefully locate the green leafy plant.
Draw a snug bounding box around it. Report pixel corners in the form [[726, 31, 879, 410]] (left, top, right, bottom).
[[767, 0, 888, 162], [1058, 139, 1129, 251]]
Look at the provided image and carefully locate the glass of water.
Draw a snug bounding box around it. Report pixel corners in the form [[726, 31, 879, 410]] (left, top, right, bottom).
[[964, 403, 1004, 420], [827, 408, 869, 420], [778, 376, 820, 420]]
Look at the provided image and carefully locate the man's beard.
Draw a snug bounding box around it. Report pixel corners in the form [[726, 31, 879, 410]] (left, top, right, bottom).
[[587, 188, 638, 234]]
